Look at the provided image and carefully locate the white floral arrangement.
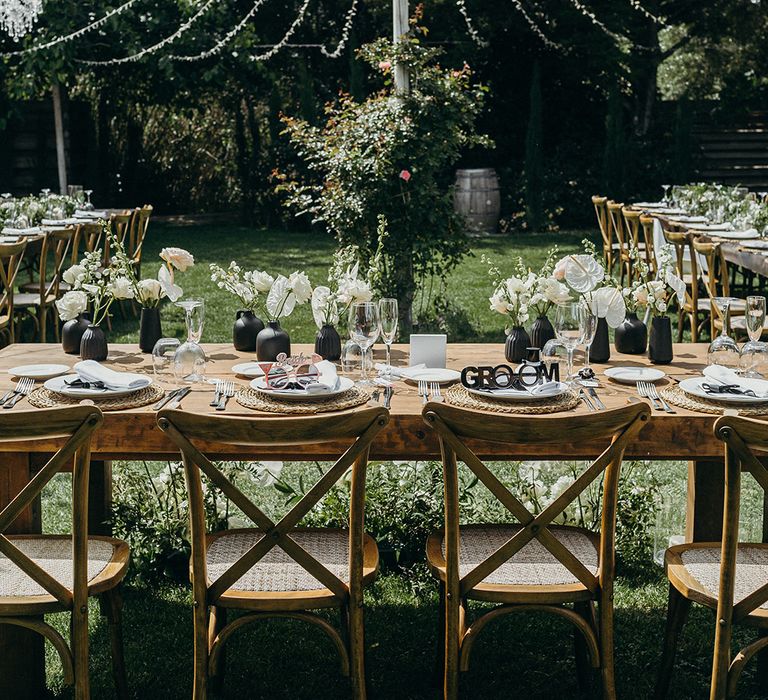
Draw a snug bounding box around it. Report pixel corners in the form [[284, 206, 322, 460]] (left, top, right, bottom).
[[311, 247, 373, 329], [158, 247, 195, 302], [266, 271, 313, 320], [210, 262, 274, 313], [626, 244, 686, 317], [672, 183, 768, 234], [0, 192, 79, 228]]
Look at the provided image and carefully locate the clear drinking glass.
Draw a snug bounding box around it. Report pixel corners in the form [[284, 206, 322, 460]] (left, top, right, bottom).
[[581, 309, 598, 373], [348, 301, 379, 386], [707, 297, 741, 368], [378, 298, 398, 380], [740, 296, 768, 376], [152, 338, 181, 383], [174, 300, 206, 383], [554, 302, 587, 385]]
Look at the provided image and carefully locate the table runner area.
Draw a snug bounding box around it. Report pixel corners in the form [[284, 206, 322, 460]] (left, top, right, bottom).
[[236, 386, 372, 414], [27, 384, 164, 411], [660, 385, 768, 417]]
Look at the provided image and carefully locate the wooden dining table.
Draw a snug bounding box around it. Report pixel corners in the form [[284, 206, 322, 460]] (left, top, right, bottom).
[[0, 341, 762, 695]]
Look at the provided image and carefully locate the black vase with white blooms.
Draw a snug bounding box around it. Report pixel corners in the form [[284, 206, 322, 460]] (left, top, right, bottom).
[[262, 271, 312, 361], [311, 247, 374, 361]]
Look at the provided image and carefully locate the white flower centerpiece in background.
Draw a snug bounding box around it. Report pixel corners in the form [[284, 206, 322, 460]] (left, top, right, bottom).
[[158, 247, 195, 303], [311, 246, 373, 360]]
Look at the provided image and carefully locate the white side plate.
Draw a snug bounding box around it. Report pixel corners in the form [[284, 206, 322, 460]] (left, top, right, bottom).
[[604, 367, 666, 385], [8, 364, 70, 380], [404, 368, 461, 385], [232, 362, 266, 378]]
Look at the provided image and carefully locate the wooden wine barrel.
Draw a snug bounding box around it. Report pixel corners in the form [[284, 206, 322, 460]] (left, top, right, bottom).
[[453, 168, 501, 234]]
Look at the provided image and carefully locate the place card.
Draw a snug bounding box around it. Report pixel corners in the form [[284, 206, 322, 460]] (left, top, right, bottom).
[[409, 334, 447, 368]]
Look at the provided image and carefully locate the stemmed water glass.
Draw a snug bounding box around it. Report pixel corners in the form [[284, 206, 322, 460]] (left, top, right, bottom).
[[707, 297, 741, 368], [740, 296, 768, 377], [581, 309, 598, 373], [348, 301, 379, 386], [378, 298, 398, 380], [174, 299, 206, 383], [84, 190, 94, 211], [661, 184, 671, 205], [554, 301, 588, 385]]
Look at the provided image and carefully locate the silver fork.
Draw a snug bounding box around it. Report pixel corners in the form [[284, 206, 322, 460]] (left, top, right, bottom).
[[216, 381, 235, 411], [3, 378, 33, 409], [210, 379, 224, 407], [430, 381, 443, 402], [418, 379, 429, 404], [637, 381, 662, 411], [0, 379, 25, 406], [644, 381, 675, 413]]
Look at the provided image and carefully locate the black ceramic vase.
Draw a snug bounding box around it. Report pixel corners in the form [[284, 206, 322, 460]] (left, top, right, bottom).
[[529, 315, 555, 350], [315, 324, 341, 361], [233, 310, 265, 352], [80, 325, 108, 362], [590, 317, 611, 363], [614, 312, 647, 355], [61, 313, 91, 355], [648, 316, 673, 364], [139, 307, 163, 353], [256, 320, 291, 361], [505, 326, 531, 364]]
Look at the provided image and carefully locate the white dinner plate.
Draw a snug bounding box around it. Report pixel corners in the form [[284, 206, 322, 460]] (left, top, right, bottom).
[[250, 376, 354, 402], [404, 368, 461, 385], [679, 376, 768, 405], [604, 367, 666, 384], [466, 381, 568, 402], [232, 362, 266, 378], [8, 363, 70, 380], [44, 374, 152, 398]]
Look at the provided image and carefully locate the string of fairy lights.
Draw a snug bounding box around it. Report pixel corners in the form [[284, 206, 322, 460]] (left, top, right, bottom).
[[0, 0, 670, 63]]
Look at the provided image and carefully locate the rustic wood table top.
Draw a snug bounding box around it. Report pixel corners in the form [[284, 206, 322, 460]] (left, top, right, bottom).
[[0, 342, 758, 460]]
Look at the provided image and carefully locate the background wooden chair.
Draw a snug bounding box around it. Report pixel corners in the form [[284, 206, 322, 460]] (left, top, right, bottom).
[[621, 207, 648, 283], [592, 196, 618, 272], [127, 205, 153, 279], [422, 402, 649, 699], [0, 239, 28, 346], [158, 407, 389, 699], [639, 214, 658, 277], [0, 406, 129, 699], [656, 416, 768, 699], [607, 201, 631, 286], [14, 228, 75, 342]]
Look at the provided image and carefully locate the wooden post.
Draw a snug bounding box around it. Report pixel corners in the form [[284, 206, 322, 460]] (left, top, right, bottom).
[[52, 83, 68, 195], [392, 0, 410, 95]]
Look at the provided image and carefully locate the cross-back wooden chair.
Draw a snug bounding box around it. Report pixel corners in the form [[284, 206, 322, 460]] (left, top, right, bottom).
[[0, 239, 28, 345], [15, 228, 75, 342], [157, 406, 389, 699], [639, 214, 657, 277], [656, 416, 768, 700], [621, 207, 648, 284], [0, 406, 129, 699], [592, 196, 618, 272], [127, 205, 153, 278], [607, 201, 631, 286], [76, 221, 104, 260], [422, 402, 649, 699]]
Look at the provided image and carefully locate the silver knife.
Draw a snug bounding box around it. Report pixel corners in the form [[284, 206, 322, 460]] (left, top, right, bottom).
[[167, 387, 191, 410], [578, 389, 596, 411], [587, 386, 606, 410], [152, 388, 182, 411], [383, 385, 393, 409]]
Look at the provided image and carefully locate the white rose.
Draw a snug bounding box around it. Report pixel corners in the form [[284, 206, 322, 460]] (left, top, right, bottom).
[[109, 276, 134, 300], [634, 286, 649, 305], [159, 247, 194, 272], [288, 271, 312, 304], [55, 290, 88, 321], [248, 270, 274, 293], [542, 278, 571, 305], [657, 301, 668, 313], [137, 278, 162, 303], [553, 258, 567, 281], [337, 277, 373, 305], [62, 264, 85, 286]]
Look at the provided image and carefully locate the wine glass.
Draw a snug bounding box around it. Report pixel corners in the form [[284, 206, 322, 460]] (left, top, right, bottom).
[[661, 184, 671, 205], [707, 297, 741, 368], [740, 296, 768, 376], [378, 298, 398, 380], [174, 300, 206, 383], [581, 308, 599, 373], [348, 302, 379, 386], [554, 302, 588, 385], [84, 189, 94, 211]]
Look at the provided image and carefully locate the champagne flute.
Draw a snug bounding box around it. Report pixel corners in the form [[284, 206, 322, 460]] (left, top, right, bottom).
[[554, 301, 587, 385], [740, 296, 768, 377], [581, 307, 598, 373], [348, 302, 379, 386], [378, 298, 398, 380]]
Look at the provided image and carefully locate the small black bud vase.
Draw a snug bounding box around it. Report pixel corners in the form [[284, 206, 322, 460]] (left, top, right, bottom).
[[505, 326, 531, 363], [614, 312, 647, 355], [648, 316, 673, 364], [233, 310, 265, 352], [61, 313, 91, 354], [590, 317, 611, 363], [139, 307, 163, 353], [315, 324, 341, 361], [80, 325, 108, 362], [256, 320, 291, 361], [530, 315, 555, 350]]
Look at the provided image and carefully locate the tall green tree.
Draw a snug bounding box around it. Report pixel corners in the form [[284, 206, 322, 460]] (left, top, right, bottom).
[[524, 60, 543, 231]]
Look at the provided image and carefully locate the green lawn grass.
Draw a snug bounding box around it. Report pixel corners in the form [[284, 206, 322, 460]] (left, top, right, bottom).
[[32, 221, 766, 698]]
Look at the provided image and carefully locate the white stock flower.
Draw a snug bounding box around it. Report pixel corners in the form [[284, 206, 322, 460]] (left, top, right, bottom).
[[311, 286, 338, 328], [489, 290, 508, 314], [55, 290, 88, 321], [160, 247, 194, 272], [542, 277, 571, 305], [62, 264, 85, 287], [564, 254, 605, 293], [288, 271, 312, 304], [158, 265, 183, 302], [337, 277, 372, 305], [109, 276, 134, 300]]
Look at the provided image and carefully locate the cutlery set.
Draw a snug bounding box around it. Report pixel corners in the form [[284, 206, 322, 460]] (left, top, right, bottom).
[[153, 386, 191, 411], [637, 380, 675, 413], [0, 378, 34, 410], [417, 380, 444, 404], [369, 385, 394, 409]]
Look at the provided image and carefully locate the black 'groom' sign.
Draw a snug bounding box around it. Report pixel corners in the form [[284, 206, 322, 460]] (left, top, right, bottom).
[[461, 362, 559, 390]]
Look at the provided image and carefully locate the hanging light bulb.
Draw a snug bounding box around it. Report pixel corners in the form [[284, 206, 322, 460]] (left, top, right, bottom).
[[0, 0, 44, 40]]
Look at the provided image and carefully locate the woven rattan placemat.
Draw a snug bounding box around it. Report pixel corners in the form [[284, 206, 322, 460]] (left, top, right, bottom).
[[661, 385, 768, 416], [445, 385, 580, 414], [236, 386, 372, 414], [27, 384, 165, 411]]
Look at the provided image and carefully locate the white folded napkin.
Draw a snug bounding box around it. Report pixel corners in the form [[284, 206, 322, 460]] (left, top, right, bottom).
[[485, 381, 564, 397], [668, 215, 709, 224], [74, 360, 147, 391], [2, 226, 41, 235], [41, 218, 78, 226], [703, 365, 768, 398], [375, 363, 427, 379], [304, 360, 340, 394], [74, 209, 108, 219]]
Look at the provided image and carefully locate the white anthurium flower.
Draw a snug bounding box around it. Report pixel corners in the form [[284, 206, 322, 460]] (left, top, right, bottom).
[[311, 286, 338, 328], [158, 265, 183, 302], [564, 254, 605, 293], [266, 274, 296, 318], [665, 272, 686, 306], [55, 290, 88, 321], [288, 270, 312, 304], [588, 286, 626, 328], [252, 461, 283, 488]]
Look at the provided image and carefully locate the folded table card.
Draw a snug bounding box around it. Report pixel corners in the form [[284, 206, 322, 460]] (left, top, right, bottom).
[[409, 334, 447, 368]]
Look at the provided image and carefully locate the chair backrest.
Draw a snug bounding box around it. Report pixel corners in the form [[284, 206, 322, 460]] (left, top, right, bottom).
[[422, 402, 649, 597], [691, 235, 729, 300], [661, 226, 697, 312], [0, 406, 103, 609], [75, 222, 104, 261], [0, 239, 28, 327], [639, 214, 657, 276], [607, 201, 627, 248], [157, 407, 389, 606], [33, 228, 76, 302], [592, 196, 612, 252], [128, 205, 152, 266], [104, 212, 131, 267]]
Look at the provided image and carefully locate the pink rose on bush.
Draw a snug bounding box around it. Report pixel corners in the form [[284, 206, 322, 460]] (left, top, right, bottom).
[[378, 61, 392, 71], [399, 169, 411, 182]]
